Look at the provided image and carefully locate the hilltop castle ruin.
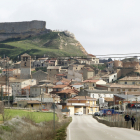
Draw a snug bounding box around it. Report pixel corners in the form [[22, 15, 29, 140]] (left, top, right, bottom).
[[0, 20, 50, 41]]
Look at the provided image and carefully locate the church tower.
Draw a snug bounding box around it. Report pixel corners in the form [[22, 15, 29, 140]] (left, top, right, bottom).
[[20, 53, 31, 79]]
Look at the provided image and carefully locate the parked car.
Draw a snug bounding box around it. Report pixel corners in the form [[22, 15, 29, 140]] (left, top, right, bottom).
[[74, 112, 83, 115], [94, 112, 100, 116], [100, 109, 119, 116]]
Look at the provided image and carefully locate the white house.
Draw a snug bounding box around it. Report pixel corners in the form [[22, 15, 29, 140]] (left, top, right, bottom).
[[83, 79, 106, 89], [85, 89, 114, 99], [102, 73, 117, 83]]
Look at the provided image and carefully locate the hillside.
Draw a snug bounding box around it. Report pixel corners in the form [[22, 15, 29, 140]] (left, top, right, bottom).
[[0, 31, 87, 59]]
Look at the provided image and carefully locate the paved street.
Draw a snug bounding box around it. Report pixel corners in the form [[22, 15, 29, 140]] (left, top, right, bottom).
[[67, 115, 140, 140]]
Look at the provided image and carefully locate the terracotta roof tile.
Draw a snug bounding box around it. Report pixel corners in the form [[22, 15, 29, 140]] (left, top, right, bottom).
[[57, 89, 79, 94], [83, 80, 99, 83], [110, 84, 140, 89], [53, 85, 68, 88], [68, 96, 96, 100], [119, 76, 140, 81]]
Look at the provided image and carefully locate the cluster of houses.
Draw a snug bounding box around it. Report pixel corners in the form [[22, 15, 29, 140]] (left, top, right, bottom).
[[0, 53, 140, 115]]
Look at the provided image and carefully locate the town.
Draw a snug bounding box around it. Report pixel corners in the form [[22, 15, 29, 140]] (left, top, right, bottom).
[[1, 1, 140, 139], [0, 53, 140, 114]]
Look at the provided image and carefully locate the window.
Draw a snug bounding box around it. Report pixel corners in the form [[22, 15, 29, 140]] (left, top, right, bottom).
[[117, 89, 120, 92], [111, 89, 114, 91], [114, 75, 115, 77], [134, 90, 137, 91], [24, 62, 26, 66], [93, 84, 94, 86], [132, 82, 135, 84], [122, 89, 125, 91], [128, 89, 131, 91], [125, 82, 127, 84]]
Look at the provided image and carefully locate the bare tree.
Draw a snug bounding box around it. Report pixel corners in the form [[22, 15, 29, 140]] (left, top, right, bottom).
[[0, 101, 11, 122]]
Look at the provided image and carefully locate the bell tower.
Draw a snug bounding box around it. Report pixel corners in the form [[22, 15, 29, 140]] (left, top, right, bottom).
[[20, 53, 31, 79]]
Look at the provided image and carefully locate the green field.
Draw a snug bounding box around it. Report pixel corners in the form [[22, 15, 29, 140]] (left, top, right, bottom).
[[0, 32, 85, 59], [0, 109, 57, 123]]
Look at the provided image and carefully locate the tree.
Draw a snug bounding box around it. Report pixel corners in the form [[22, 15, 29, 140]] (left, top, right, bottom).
[[108, 58, 112, 62]]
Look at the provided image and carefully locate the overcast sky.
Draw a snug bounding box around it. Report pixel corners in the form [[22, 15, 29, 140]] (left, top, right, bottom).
[[0, 0, 140, 59]]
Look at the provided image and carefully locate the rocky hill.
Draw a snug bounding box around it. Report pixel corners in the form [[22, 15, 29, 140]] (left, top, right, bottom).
[[0, 20, 87, 59]]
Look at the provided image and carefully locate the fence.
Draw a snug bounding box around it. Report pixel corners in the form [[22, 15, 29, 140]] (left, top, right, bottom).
[[93, 114, 140, 130]]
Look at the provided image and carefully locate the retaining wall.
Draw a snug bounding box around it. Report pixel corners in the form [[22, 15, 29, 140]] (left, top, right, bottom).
[[93, 115, 140, 131]]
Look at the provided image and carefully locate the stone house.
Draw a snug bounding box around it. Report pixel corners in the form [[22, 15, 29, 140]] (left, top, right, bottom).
[[30, 84, 47, 97], [32, 70, 48, 84], [107, 61, 114, 68], [87, 54, 99, 64], [0, 85, 12, 96], [83, 79, 106, 89], [108, 84, 140, 93], [2, 69, 21, 77], [13, 100, 45, 109], [83, 67, 95, 80], [47, 66, 61, 77], [50, 85, 77, 101], [9, 79, 36, 97], [118, 76, 140, 85], [55, 74, 67, 81], [14, 61, 21, 69]]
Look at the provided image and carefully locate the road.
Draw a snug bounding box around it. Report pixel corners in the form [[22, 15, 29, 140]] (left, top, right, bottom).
[[67, 115, 140, 140]]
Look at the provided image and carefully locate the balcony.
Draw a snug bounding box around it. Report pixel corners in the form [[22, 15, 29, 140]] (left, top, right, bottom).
[[67, 103, 90, 106]]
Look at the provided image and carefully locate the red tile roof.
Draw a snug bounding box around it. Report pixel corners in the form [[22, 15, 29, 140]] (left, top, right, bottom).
[[53, 85, 68, 88], [83, 80, 99, 83], [22, 85, 31, 90], [68, 96, 96, 100], [2, 69, 15, 71], [88, 54, 96, 57], [57, 89, 79, 94]]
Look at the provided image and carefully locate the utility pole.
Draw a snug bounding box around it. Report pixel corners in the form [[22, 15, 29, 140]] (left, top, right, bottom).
[[40, 86, 42, 111], [1, 85, 3, 101], [6, 58, 10, 107], [53, 102, 55, 131]]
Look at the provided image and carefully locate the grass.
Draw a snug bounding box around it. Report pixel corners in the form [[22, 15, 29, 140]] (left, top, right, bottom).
[[0, 31, 85, 59], [54, 117, 72, 140], [0, 109, 57, 123], [0, 125, 13, 132], [92, 64, 106, 70]]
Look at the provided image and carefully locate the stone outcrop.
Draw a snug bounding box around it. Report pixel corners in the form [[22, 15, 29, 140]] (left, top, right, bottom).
[[0, 20, 50, 41]]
